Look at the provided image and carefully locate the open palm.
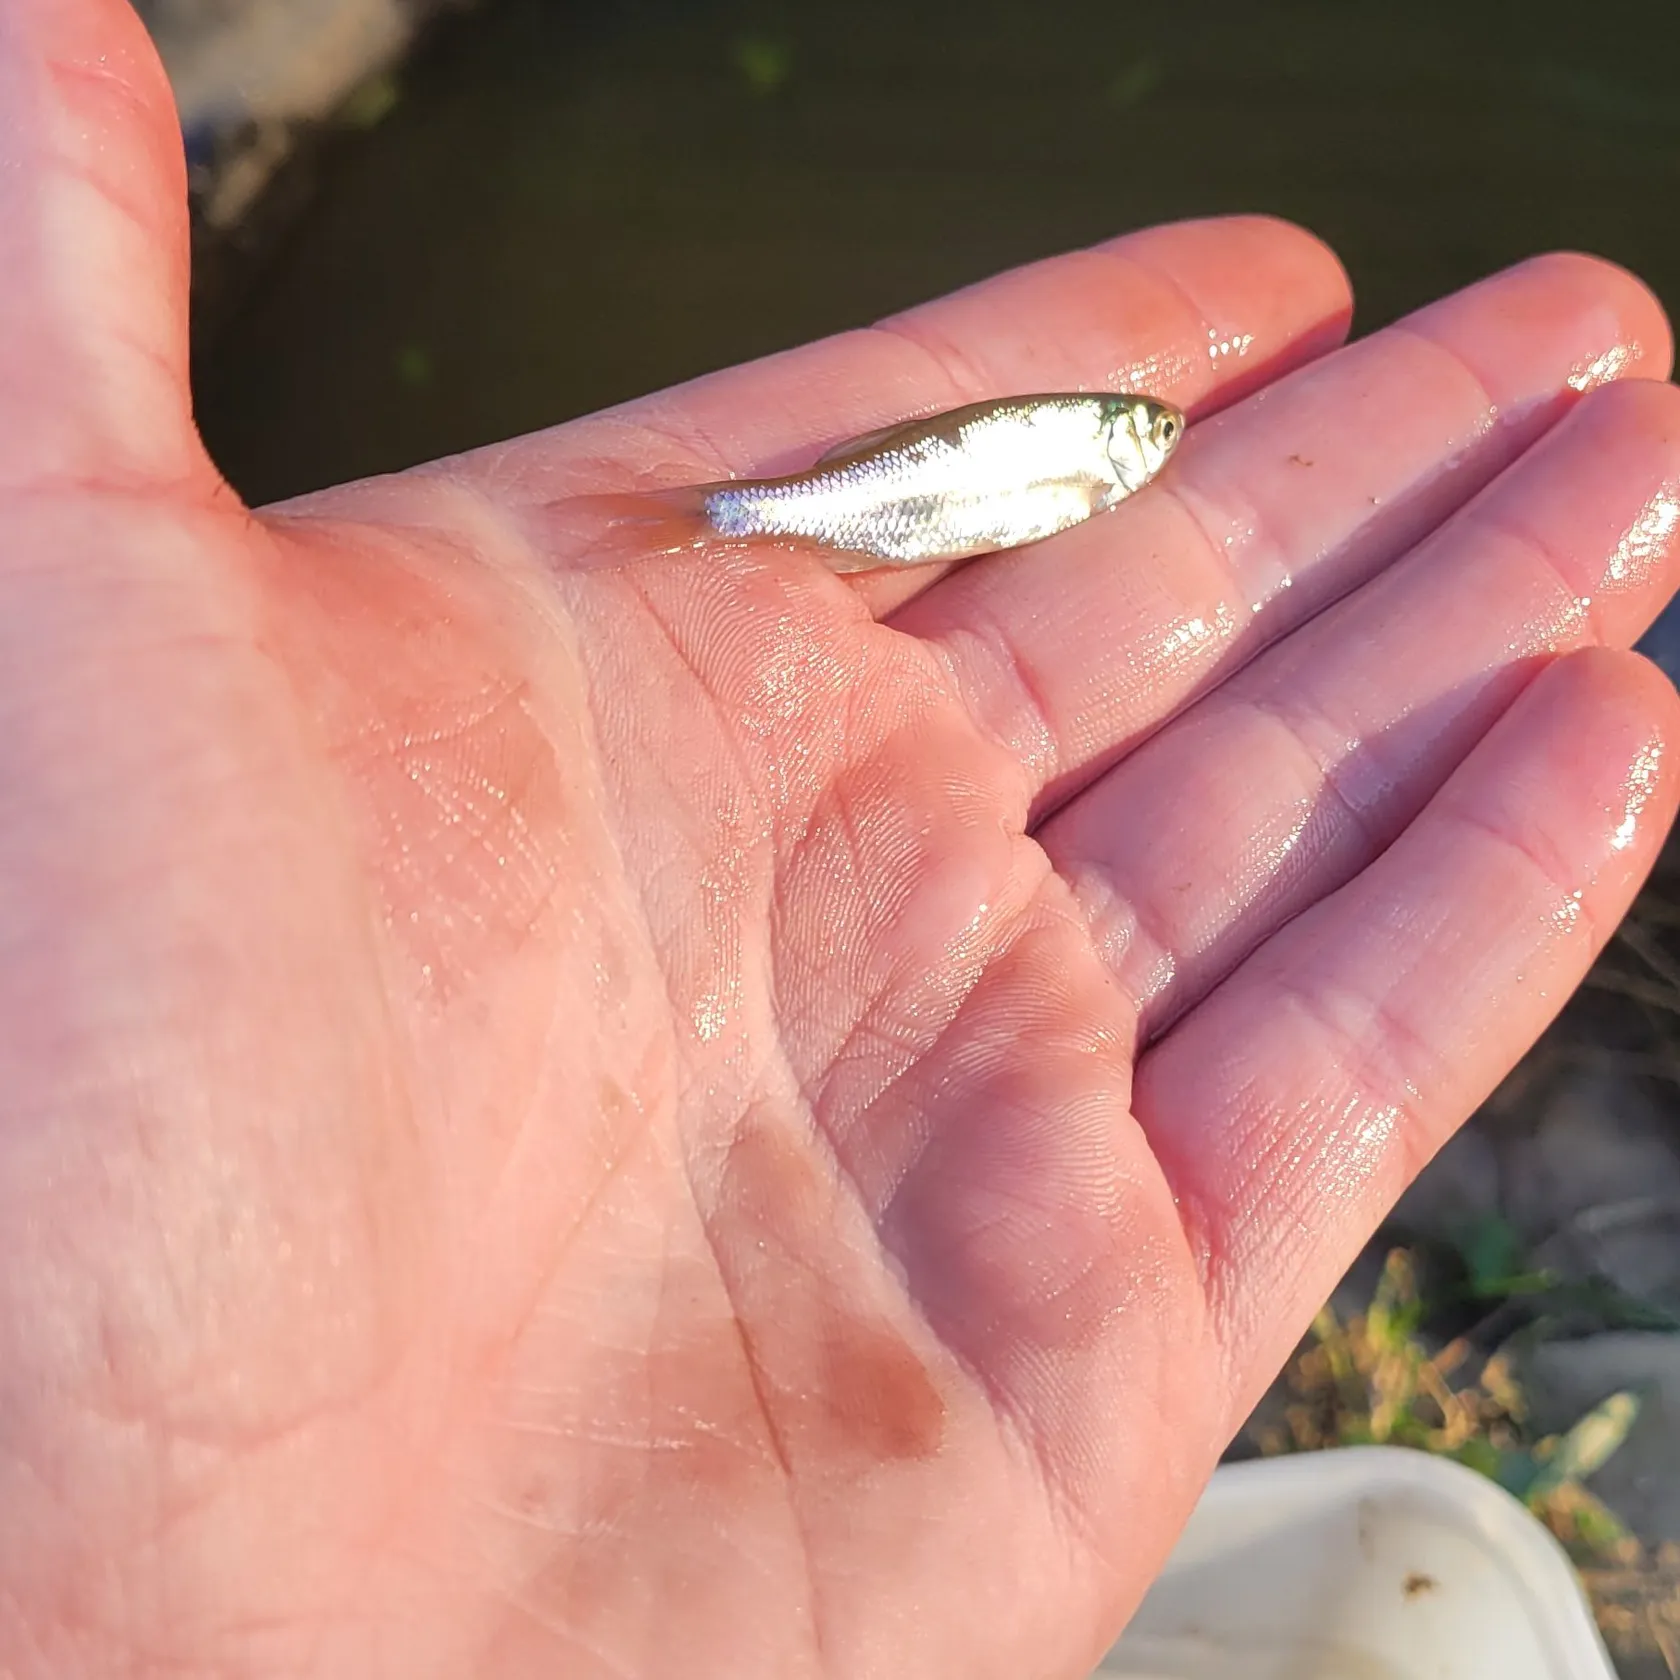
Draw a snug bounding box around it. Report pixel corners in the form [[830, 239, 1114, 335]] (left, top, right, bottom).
[[6, 6, 1680, 1677]]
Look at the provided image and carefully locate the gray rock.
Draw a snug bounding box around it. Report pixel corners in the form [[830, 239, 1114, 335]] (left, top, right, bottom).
[[138, 0, 464, 228], [147, 0, 412, 132], [1391, 1120, 1503, 1242], [1491, 1071, 1680, 1311]]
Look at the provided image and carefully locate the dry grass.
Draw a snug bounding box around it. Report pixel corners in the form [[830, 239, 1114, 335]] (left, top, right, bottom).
[[1256, 1248, 1641, 1550]]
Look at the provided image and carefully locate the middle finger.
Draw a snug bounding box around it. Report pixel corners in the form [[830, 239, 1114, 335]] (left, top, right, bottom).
[[892, 253, 1669, 817]]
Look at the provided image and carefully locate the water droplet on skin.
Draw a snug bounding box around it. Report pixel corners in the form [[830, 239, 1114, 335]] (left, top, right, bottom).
[[1205, 330, 1256, 362], [1248, 571, 1294, 615]]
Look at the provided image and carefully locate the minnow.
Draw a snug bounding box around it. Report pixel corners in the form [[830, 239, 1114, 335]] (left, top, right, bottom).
[[686, 392, 1184, 571]]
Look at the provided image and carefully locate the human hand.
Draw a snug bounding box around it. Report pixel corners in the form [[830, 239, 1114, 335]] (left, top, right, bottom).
[[6, 5, 1680, 1677]]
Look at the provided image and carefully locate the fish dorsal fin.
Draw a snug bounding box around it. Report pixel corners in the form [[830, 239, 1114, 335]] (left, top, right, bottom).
[[810, 395, 1072, 469], [812, 415, 934, 466]]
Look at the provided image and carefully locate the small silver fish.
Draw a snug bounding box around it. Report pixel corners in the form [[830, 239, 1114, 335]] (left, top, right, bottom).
[[696, 392, 1184, 570]]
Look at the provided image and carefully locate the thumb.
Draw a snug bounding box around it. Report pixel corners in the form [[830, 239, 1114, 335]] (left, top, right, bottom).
[[0, 0, 207, 491]]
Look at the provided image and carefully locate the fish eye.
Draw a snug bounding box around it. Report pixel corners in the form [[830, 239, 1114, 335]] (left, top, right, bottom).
[[1154, 413, 1179, 447]]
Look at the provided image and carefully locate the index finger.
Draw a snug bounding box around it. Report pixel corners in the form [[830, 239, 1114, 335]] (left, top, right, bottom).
[[431, 216, 1353, 602]]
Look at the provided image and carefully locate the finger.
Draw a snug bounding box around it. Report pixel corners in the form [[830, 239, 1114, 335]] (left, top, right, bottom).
[[0, 0, 205, 490], [896, 254, 1671, 812], [1133, 647, 1680, 1426], [440, 217, 1351, 601], [1043, 376, 1680, 1038]]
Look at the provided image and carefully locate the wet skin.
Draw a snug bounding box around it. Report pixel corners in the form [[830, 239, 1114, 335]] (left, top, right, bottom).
[[3, 4, 1680, 1677]]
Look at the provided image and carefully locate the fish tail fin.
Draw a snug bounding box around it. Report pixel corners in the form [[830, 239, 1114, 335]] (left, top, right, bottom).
[[548, 483, 717, 565], [569, 482, 714, 526], [626, 482, 715, 521]]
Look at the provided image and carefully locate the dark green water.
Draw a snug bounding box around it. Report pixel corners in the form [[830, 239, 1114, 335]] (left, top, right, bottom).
[[191, 0, 1680, 507]]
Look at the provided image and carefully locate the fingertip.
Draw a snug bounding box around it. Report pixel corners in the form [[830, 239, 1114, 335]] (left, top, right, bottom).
[[1537, 373, 1680, 568], [1516, 251, 1675, 385], [0, 0, 202, 488], [1509, 373, 1680, 520], [1623, 642, 1680, 721], [1578, 643, 1680, 888], [1220, 213, 1357, 314], [1110, 213, 1353, 303], [1105, 213, 1355, 328], [1620, 645, 1680, 848], [1097, 216, 1353, 418], [12, 0, 177, 116], [1499, 644, 1680, 885], [1540, 640, 1680, 722], [1562, 370, 1680, 436], [1451, 375, 1680, 648], [1398, 250, 1674, 454]]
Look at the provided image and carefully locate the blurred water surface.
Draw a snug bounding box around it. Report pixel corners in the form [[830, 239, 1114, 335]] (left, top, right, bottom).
[[191, 0, 1680, 511]]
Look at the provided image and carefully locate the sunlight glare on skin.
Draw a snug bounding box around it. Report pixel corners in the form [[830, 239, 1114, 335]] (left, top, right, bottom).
[[1607, 486, 1680, 586], [1567, 343, 1634, 393], [1612, 739, 1667, 850]]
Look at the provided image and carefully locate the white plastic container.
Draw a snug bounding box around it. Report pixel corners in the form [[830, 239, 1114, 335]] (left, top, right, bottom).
[[1095, 1446, 1617, 1679]]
